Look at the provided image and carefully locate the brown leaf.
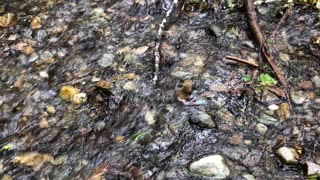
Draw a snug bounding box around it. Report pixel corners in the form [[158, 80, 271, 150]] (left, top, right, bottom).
[[13, 152, 54, 171], [0, 13, 17, 27], [31, 16, 42, 29], [12, 42, 34, 55]]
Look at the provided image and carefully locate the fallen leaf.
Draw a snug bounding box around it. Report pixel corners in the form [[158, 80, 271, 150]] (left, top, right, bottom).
[[59, 85, 87, 104], [0, 13, 17, 27], [31, 16, 42, 29], [12, 42, 34, 55], [132, 46, 148, 55], [13, 152, 54, 171]]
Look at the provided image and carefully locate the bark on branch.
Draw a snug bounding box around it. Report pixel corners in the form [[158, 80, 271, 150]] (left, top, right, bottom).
[[244, 0, 288, 88]]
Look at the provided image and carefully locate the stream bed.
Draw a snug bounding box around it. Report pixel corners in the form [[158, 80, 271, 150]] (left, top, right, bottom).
[[0, 0, 320, 179]]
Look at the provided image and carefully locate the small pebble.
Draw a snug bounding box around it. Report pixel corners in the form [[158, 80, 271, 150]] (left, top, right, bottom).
[[123, 81, 136, 90], [256, 123, 268, 135], [268, 104, 279, 110], [39, 118, 49, 128], [276, 147, 299, 165], [46, 105, 55, 114]]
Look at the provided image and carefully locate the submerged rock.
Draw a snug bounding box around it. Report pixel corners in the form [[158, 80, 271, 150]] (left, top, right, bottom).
[[98, 53, 114, 68], [189, 110, 216, 128], [312, 76, 320, 89], [305, 161, 320, 176], [255, 123, 268, 135], [209, 23, 223, 37], [276, 147, 299, 165], [189, 155, 230, 178], [171, 55, 205, 80], [290, 91, 306, 105], [257, 114, 279, 126]]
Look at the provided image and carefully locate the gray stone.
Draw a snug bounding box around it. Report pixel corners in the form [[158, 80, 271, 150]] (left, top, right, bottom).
[[312, 76, 320, 89], [61, 110, 77, 129], [279, 52, 290, 61], [276, 147, 299, 165], [189, 110, 216, 128], [189, 155, 230, 178], [257, 114, 279, 126], [290, 91, 306, 105], [209, 23, 223, 37], [95, 121, 106, 131], [98, 53, 114, 67], [305, 161, 320, 176], [242, 174, 256, 180], [291, 126, 301, 139], [171, 55, 204, 80], [28, 53, 39, 62], [255, 123, 268, 135]]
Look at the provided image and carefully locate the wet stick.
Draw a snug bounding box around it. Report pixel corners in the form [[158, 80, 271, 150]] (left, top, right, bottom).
[[243, 0, 288, 88], [271, 7, 293, 37], [225, 55, 259, 67]]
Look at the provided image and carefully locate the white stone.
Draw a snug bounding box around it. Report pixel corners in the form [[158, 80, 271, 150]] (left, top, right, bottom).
[[145, 110, 155, 125], [39, 71, 49, 78], [306, 161, 320, 176], [98, 53, 114, 68], [123, 81, 136, 90], [189, 155, 230, 178], [268, 104, 279, 110], [256, 123, 268, 135], [276, 147, 299, 164]]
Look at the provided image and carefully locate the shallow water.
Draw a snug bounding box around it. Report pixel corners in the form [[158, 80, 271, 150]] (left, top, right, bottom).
[[0, 0, 319, 179]]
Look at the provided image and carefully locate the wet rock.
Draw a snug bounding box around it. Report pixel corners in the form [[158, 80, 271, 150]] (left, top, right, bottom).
[[256, 123, 268, 135], [242, 174, 255, 180], [216, 108, 235, 122], [61, 110, 77, 129], [28, 53, 39, 62], [171, 55, 205, 80], [189, 110, 216, 128], [268, 104, 279, 110], [98, 53, 114, 68], [189, 155, 230, 178], [257, 114, 279, 126], [95, 121, 106, 131], [279, 52, 290, 61], [13, 152, 54, 171], [277, 103, 290, 122], [311, 76, 320, 89], [209, 23, 223, 37], [276, 147, 299, 165], [299, 81, 313, 90], [227, 134, 244, 145], [290, 91, 306, 105], [145, 110, 156, 125], [123, 81, 136, 90], [220, 146, 249, 161], [305, 161, 320, 176], [243, 150, 263, 167], [46, 105, 55, 114], [291, 126, 301, 139], [39, 118, 49, 128]]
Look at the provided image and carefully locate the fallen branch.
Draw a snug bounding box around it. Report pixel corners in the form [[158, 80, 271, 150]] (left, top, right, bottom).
[[244, 0, 288, 88], [225, 55, 259, 67], [271, 7, 293, 37]]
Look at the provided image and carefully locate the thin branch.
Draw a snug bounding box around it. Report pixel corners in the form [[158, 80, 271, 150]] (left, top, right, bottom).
[[244, 0, 288, 88], [271, 7, 293, 37], [225, 55, 259, 67]]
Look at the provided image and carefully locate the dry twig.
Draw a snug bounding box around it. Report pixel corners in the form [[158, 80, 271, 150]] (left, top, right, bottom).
[[225, 55, 259, 67]]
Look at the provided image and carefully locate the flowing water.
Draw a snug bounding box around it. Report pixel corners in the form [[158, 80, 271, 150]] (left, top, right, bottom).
[[0, 0, 319, 179]]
